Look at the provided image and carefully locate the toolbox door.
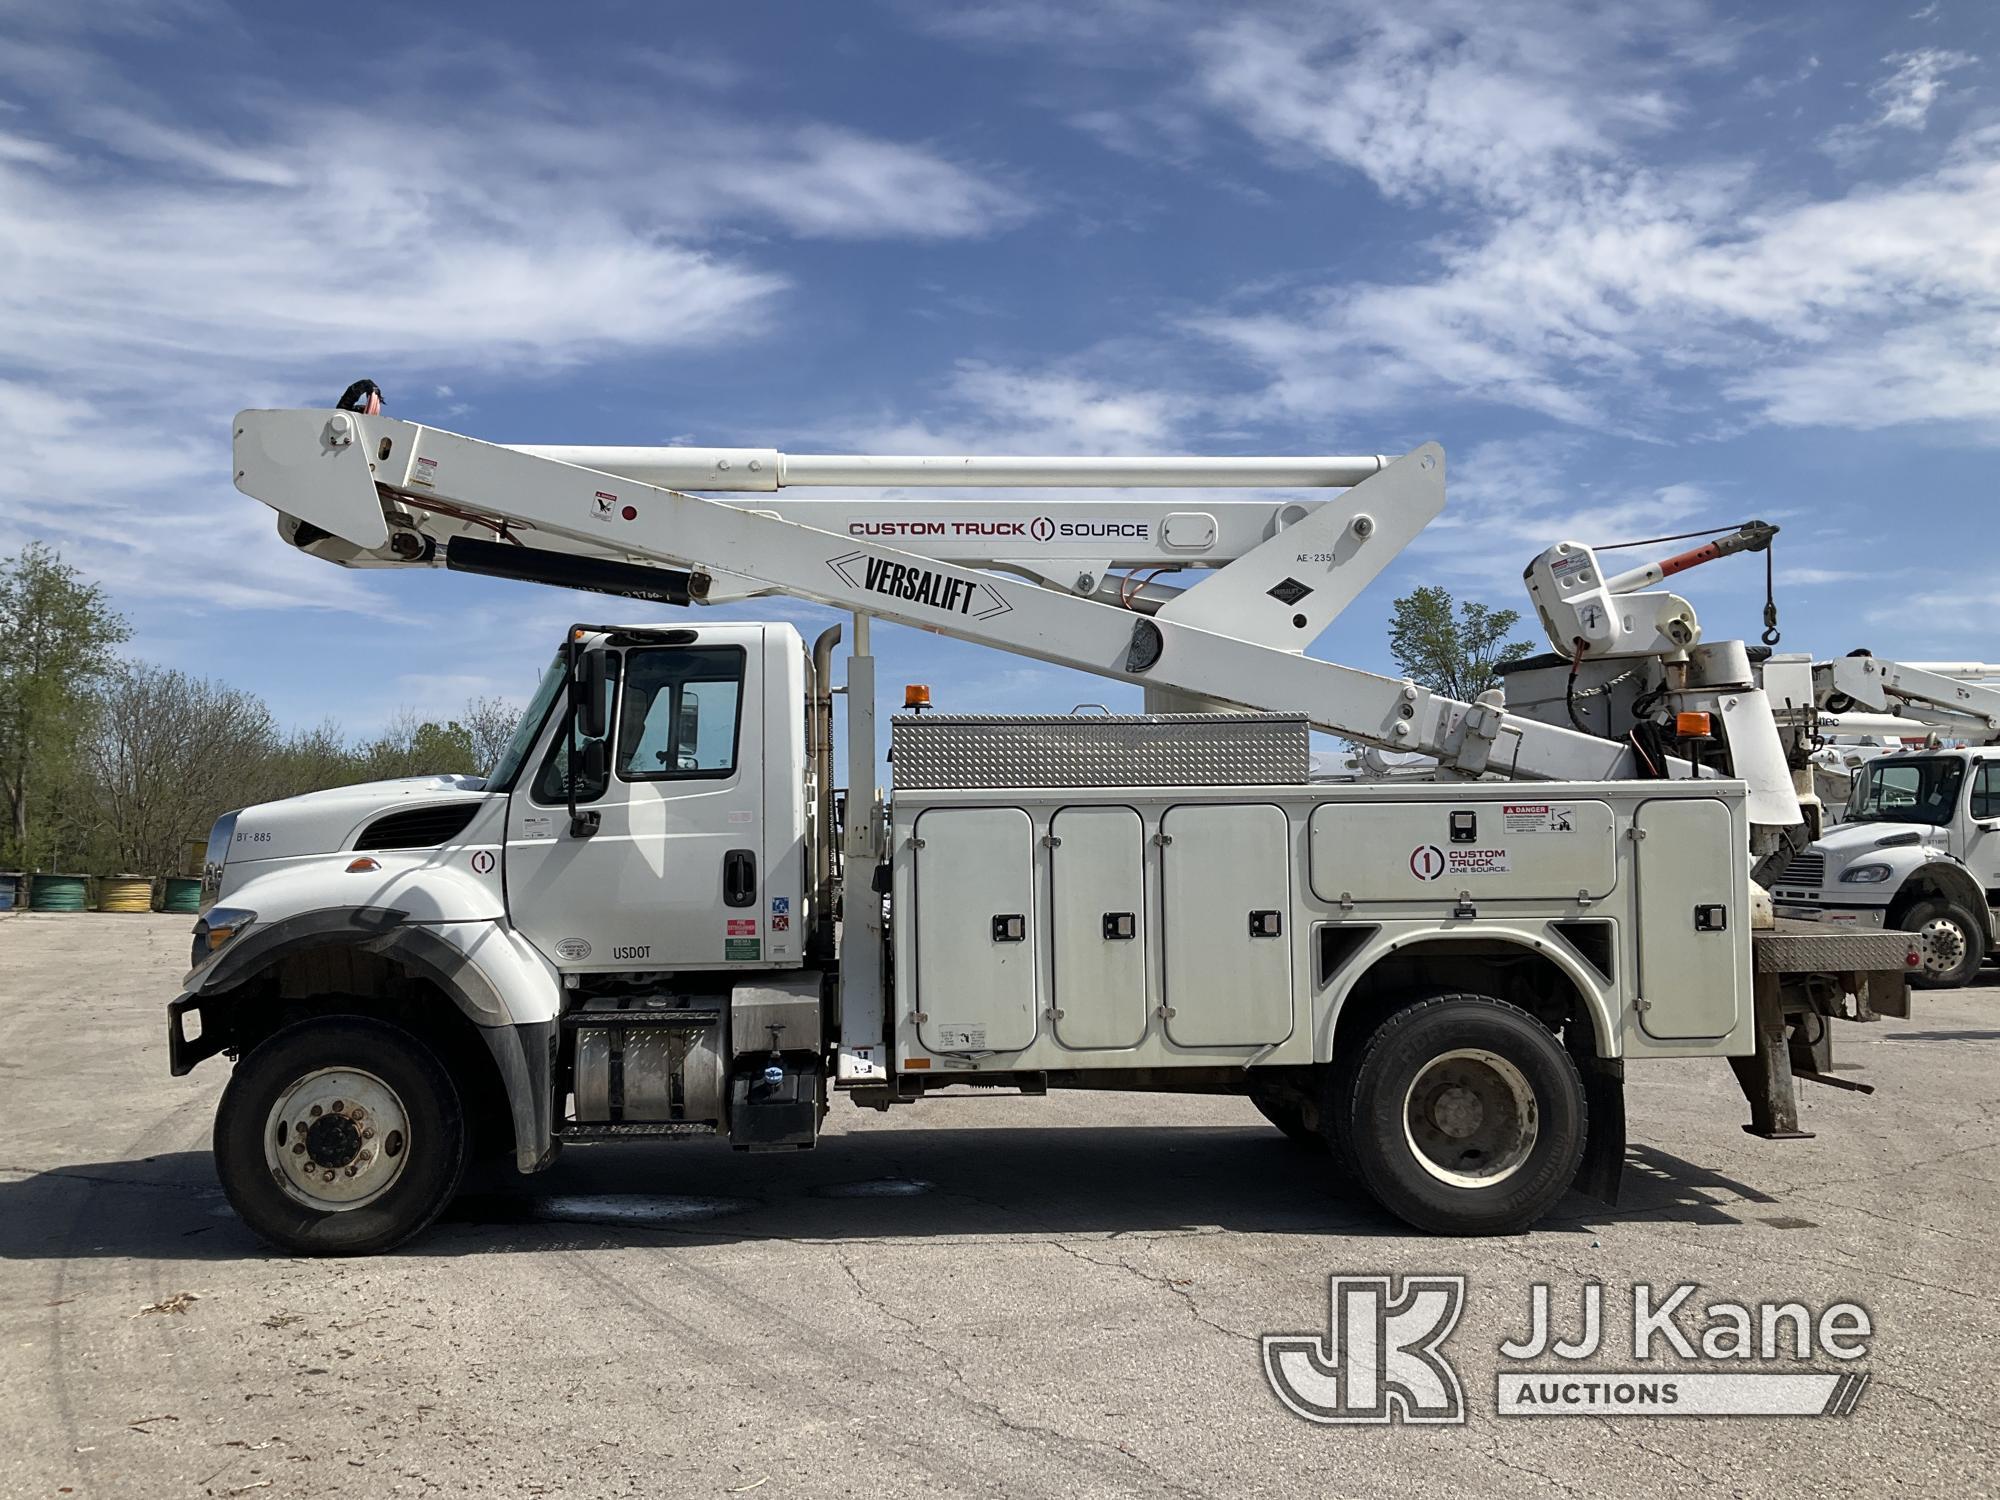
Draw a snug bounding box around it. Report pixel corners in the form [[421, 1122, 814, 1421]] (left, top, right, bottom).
[[1161, 803, 1293, 1047], [1633, 798, 1747, 1040], [912, 807, 1039, 1054], [1050, 806, 1149, 1050]]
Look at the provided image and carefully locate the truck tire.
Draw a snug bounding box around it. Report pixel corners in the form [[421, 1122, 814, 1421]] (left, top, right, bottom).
[[1341, 994, 1585, 1236], [214, 1017, 468, 1256], [1899, 896, 1985, 988], [1249, 1088, 1326, 1151]]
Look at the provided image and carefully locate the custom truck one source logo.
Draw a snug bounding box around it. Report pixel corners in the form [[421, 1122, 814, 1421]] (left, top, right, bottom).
[[1408, 845, 1513, 879]]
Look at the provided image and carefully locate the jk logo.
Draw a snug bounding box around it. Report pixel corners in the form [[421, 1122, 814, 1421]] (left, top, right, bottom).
[[1263, 1276, 1467, 1425]]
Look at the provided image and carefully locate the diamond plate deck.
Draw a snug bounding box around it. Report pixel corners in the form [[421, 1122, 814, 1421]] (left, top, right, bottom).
[[1754, 920, 1917, 974], [890, 712, 1310, 789]]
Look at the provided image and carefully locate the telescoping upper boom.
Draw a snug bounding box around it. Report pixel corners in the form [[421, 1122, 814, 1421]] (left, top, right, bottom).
[[230, 401, 1798, 820]]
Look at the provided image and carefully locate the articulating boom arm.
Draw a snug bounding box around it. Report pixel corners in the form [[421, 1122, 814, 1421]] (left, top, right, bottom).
[[1817, 655, 2000, 744], [234, 409, 1656, 780]]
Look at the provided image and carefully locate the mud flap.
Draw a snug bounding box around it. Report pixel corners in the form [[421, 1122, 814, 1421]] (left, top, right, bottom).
[[1576, 1057, 1625, 1205]]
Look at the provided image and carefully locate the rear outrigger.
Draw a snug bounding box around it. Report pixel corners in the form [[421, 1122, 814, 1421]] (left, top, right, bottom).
[[171, 392, 1916, 1253]]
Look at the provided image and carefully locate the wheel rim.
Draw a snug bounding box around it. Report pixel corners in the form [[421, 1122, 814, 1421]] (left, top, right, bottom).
[[263, 1067, 412, 1212], [1915, 916, 1968, 977], [1401, 1048, 1539, 1189]]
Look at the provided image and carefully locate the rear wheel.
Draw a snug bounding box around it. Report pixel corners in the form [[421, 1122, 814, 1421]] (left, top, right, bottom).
[[215, 1017, 467, 1256], [1341, 994, 1585, 1236], [1899, 896, 1985, 989]]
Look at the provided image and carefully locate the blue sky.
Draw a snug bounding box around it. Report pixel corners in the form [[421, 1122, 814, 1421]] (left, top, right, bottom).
[[2, 0, 1996, 746]]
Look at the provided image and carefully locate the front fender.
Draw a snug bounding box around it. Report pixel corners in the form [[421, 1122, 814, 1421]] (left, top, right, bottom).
[[1897, 856, 1990, 927], [169, 912, 564, 1174]]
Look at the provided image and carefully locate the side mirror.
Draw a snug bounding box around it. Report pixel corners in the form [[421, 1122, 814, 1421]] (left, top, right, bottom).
[[574, 650, 608, 740], [579, 737, 608, 785]]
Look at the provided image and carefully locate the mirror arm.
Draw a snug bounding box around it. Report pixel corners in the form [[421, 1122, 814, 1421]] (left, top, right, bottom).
[[564, 631, 598, 838]]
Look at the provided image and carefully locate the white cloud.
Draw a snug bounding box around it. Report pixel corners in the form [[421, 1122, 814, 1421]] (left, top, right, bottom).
[[853, 360, 1199, 453], [1179, 6, 2000, 440], [0, 16, 1031, 624], [1192, 2, 1716, 209], [1872, 48, 1976, 130]]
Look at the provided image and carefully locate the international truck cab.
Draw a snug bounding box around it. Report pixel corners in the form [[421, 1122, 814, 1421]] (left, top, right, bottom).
[[167, 399, 1916, 1255], [1772, 746, 2000, 986]]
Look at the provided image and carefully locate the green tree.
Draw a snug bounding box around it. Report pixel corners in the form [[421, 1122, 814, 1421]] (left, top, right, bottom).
[[0, 543, 130, 865], [83, 664, 278, 873], [1387, 585, 1533, 702]]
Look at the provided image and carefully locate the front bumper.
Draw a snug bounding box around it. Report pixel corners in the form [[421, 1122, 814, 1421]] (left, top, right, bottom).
[[1771, 900, 1888, 930]]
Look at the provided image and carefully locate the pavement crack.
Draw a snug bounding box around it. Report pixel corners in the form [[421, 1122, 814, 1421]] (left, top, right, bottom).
[[1045, 1238, 1257, 1344]]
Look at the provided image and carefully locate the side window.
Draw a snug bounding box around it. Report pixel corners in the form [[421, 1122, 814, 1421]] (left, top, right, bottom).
[[1973, 764, 2000, 821], [1875, 766, 1919, 809], [617, 646, 745, 780], [531, 653, 621, 805]]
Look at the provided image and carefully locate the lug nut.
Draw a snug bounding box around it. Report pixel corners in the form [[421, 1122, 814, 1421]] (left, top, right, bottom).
[[345, 1166, 357, 1177], [310, 1105, 323, 1118], [349, 1107, 365, 1121], [331, 1100, 344, 1112], [362, 1128, 375, 1140], [292, 1143, 305, 1155], [322, 1171, 336, 1183]]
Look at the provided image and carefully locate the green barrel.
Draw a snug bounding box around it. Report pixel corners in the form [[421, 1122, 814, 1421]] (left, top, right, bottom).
[[0, 873, 19, 911], [28, 873, 90, 912], [160, 876, 203, 914]]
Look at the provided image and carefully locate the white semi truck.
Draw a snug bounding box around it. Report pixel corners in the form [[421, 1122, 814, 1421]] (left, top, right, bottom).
[[1768, 655, 2000, 986], [171, 397, 1915, 1254]]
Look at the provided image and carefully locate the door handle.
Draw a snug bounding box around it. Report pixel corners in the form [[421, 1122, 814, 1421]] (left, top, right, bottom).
[[724, 849, 756, 908]]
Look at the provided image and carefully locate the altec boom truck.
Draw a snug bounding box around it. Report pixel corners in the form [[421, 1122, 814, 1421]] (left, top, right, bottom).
[[173, 403, 1915, 1253], [1767, 655, 2000, 987]]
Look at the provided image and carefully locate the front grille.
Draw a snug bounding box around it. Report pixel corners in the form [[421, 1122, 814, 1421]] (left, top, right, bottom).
[[355, 803, 479, 850], [1778, 852, 1827, 887]]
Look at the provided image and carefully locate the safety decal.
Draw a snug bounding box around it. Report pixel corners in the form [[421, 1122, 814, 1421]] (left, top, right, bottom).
[[828, 552, 1012, 621], [725, 938, 762, 961], [727, 918, 758, 936], [591, 491, 617, 523], [771, 895, 790, 915], [411, 456, 438, 488], [771, 914, 790, 932], [1502, 803, 1576, 834], [520, 814, 554, 841], [469, 849, 496, 875]]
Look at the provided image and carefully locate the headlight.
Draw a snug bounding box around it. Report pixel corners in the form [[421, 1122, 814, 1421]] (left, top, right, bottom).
[[191, 907, 257, 966], [1840, 863, 1893, 884]]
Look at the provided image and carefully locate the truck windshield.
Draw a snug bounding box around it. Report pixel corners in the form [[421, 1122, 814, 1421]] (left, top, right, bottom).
[[1846, 756, 1965, 826], [485, 658, 566, 790]]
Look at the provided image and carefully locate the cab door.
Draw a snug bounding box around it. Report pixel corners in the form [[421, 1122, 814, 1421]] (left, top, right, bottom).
[[1962, 760, 2000, 898], [506, 634, 763, 972]]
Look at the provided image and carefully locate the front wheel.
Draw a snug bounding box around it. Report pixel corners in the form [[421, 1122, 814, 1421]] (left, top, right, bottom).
[[1899, 896, 1986, 989], [214, 1017, 467, 1256], [1341, 994, 1585, 1236]]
